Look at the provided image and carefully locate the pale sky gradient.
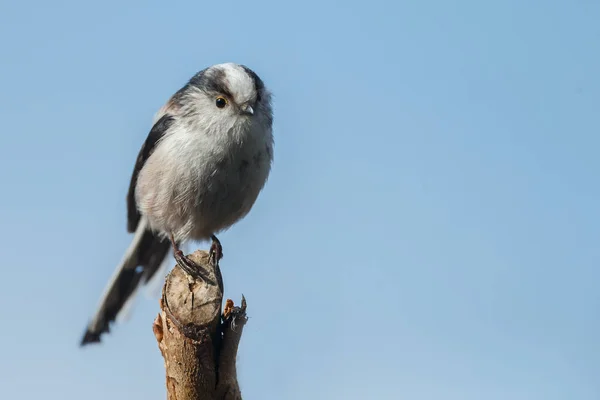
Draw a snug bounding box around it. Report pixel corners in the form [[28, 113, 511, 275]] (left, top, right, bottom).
[[0, 0, 599, 399]]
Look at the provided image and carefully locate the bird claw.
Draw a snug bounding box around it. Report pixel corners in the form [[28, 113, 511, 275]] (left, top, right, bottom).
[[209, 235, 223, 267], [174, 250, 204, 281]]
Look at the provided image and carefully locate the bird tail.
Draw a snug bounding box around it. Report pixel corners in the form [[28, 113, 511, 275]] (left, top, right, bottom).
[[80, 217, 171, 346]]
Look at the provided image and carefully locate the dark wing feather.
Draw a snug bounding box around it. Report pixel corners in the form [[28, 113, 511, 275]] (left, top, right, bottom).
[[80, 228, 171, 345], [127, 114, 176, 232], [80, 113, 176, 346]]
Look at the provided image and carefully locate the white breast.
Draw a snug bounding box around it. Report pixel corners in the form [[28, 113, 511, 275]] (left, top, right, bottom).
[[135, 112, 273, 243]]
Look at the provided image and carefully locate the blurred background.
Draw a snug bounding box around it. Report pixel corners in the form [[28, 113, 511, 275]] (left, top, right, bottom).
[[0, 0, 598, 399]]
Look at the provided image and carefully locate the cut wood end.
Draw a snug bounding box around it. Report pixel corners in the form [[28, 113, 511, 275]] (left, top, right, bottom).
[[187, 249, 211, 266], [162, 249, 222, 330]]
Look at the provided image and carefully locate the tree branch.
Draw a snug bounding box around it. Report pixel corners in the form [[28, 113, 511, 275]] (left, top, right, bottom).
[[153, 250, 248, 400]]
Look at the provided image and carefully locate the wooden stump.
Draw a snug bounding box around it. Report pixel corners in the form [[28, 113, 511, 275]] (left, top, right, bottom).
[[152, 250, 248, 400]]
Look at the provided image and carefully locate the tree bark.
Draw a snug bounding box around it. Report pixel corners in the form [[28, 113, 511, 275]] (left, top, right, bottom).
[[153, 250, 248, 400]]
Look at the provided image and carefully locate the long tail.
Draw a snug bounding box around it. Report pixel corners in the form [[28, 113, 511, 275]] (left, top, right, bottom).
[[80, 217, 171, 346]]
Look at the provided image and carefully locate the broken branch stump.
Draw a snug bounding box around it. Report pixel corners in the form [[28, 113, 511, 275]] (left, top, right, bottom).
[[152, 250, 248, 400]]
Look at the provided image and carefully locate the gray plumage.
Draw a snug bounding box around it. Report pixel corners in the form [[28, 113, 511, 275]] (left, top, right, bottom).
[[81, 63, 274, 345]]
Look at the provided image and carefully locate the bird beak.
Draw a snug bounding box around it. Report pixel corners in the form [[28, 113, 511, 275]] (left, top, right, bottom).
[[241, 104, 254, 115]]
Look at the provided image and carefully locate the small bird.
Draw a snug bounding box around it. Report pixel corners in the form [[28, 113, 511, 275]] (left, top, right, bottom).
[[80, 63, 274, 346]]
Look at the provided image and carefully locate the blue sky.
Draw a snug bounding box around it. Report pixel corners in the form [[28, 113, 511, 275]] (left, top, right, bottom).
[[0, 0, 598, 398]]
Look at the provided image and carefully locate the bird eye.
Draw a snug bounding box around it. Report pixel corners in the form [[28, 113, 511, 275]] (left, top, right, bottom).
[[215, 97, 228, 108]]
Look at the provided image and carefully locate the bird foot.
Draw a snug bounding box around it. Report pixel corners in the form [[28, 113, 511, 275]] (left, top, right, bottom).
[[174, 250, 205, 281], [209, 235, 223, 267]]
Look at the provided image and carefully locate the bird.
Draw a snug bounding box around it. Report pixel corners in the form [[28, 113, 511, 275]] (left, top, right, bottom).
[[80, 62, 274, 346]]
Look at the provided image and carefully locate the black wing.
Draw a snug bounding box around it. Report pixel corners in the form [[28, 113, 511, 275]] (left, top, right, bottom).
[[126, 114, 176, 232], [80, 113, 176, 346]]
